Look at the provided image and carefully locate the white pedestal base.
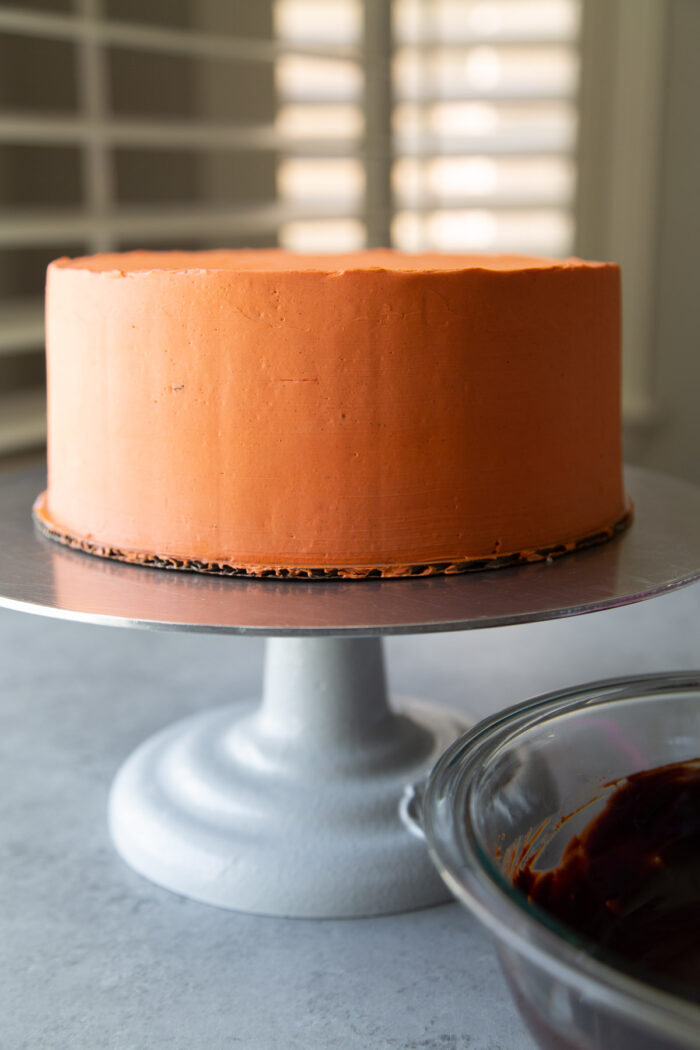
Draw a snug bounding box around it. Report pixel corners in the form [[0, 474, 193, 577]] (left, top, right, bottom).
[[109, 637, 466, 917]]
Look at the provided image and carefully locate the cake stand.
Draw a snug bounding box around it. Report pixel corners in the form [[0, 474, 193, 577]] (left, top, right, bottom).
[[2, 465, 700, 919]]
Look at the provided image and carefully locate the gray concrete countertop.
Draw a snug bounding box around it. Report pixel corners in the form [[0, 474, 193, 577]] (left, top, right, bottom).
[[2, 581, 700, 1050]]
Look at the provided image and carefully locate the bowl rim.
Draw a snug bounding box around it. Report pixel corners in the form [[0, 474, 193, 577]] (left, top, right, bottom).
[[421, 670, 700, 1043]]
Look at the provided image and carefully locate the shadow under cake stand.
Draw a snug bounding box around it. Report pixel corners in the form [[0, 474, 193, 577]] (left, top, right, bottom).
[[2, 465, 700, 918]]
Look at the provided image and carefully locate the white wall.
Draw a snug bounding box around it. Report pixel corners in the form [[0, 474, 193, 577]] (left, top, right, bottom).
[[644, 0, 700, 483], [577, 0, 700, 483]]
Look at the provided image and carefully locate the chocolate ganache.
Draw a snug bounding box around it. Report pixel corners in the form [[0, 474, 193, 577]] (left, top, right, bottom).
[[514, 759, 700, 998]]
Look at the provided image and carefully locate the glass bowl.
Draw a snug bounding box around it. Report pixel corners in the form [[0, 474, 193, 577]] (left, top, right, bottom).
[[419, 672, 700, 1050]]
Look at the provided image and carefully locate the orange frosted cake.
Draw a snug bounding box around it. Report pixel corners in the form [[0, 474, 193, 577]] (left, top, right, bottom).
[[34, 249, 630, 578]]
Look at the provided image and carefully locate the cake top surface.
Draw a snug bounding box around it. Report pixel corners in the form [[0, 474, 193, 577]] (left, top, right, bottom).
[[50, 249, 612, 277]]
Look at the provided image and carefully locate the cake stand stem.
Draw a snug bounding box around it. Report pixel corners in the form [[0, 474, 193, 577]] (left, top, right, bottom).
[[109, 635, 465, 918], [257, 636, 431, 766]]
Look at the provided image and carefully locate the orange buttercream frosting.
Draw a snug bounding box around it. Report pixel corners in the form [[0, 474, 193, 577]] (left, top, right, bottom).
[[37, 249, 628, 578]]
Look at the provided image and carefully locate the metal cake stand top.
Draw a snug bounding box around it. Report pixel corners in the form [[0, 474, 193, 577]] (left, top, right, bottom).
[[1, 465, 699, 636]]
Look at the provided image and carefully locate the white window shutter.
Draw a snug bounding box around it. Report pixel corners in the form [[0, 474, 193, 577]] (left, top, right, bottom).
[[276, 0, 581, 256]]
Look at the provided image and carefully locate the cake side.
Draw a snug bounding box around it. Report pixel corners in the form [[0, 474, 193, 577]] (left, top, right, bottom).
[[32, 491, 633, 579], [41, 250, 628, 577]]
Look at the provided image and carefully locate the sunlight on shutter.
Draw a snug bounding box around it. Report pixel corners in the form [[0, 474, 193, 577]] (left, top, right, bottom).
[[276, 0, 581, 256]]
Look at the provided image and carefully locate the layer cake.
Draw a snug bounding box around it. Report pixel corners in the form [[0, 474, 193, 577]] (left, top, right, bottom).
[[34, 250, 630, 578]]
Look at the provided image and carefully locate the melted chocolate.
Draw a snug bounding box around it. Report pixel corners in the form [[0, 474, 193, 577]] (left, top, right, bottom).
[[514, 759, 700, 998]]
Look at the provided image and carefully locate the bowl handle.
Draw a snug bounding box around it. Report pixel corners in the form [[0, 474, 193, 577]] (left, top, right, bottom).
[[399, 778, 428, 841]]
